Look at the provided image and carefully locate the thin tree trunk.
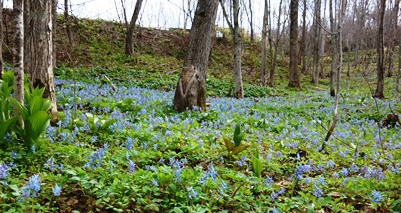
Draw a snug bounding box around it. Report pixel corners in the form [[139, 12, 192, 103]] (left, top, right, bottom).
[[373, 0, 385, 99], [288, 0, 300, 88], [268, 0, 283, 87], [125, 0, 143, 55], [64, 0, 73, 47], [25, 0, 58, 120], [397, 36, 401, 92], [386, 0, 400, 78], [0, 1, 3, 76], [173, 0, 218, 112], [261, 0, 268, 86], [301, 0, 307, 74], [248, 0, 254, 41], [329, 0, 336, 96], [312, 0, 321, 86], [346, 35, 350, 77], [233, 0, 243, 98], [13, 0, 24, 128]]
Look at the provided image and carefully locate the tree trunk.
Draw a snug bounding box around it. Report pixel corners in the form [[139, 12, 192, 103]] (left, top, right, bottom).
[[233, 0, 243, 98], [268, 0, 283, 87], [397, 35, 401, 92], [125, 0, 143, 55], [373, 0, 385, 99], [248, 0, 254, 41], [173, 0, 218, 112], [261, 0, 268, 86], [13, 0, 24, 128], [386, 0, 400, 78], [301, 0, 307, 74], [288, 0, 300, 88], [53, 0, 58, 67], [329, 0, 336, 96], [0, 1, 3, 76], [312, 0, 321, 86], [25, 0, 58, 120], [64, 0, 73, 47]]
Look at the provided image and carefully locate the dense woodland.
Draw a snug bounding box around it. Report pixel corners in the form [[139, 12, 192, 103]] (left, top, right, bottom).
[[0, 0, 401, 212]]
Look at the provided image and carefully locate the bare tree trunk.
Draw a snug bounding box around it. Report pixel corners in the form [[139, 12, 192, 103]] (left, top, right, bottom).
[[248, 0, 254, 41], [312, 0, 321, 86], [64, 0, 73, 47], [386, 0, 400, 78], [268, 0, 283, 87], [261, 0, 268, 86], [0, 1, 3, 76], [288, 0, 300, 88], [373, 0, 385, 99], [329, 0, 336, 96], [173, 0, 218, 112], [13, 0, 24, 127], [301, 0, 307, 74], [52, 0, 58, 67], [233, 0, 243, 98], [25, 0, 58, 120], [125, 0, 143, 55]]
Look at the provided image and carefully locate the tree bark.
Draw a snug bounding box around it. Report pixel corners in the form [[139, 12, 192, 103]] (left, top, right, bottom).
[[397, 34, 401, 92], [0, 1, 3, 76], [248, 0, 254, 41], [329, 0, 336, 96], [53, 0, 58, 67], [25, 0, 58, 120], [261, 0, 268, 86], [173, 0, 218, 112], [386, 0, 400, 78], [288, 0, 300, 88], [233, 0, 243, 98], [13, 0, 24, 128], [64, 0, 73, 47], [373, 0, 385, 99], [312, 0, 321, 86], [268, 0, 283, 87], [301, 0, 307, 74], [125, 0, 143, 55]]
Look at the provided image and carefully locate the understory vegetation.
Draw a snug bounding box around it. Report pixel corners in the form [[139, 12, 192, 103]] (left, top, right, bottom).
[[1, 14, 401, 213]]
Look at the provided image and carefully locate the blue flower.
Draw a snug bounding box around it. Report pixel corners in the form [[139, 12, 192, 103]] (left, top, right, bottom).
[[370, 190, 383, 204], [52, 184, 61, 196], [312, 182, 324, 198], [235, 156, 247, 167], [151, 178, 159, 186], [10, 151, 17, 159], [126, 137, 133, 151], [187, 186, 197, 200], [265, 175, 273, 188], [83, 143, 108, 169], [0, 162, 9, 179], [22, 174, 41, 198], [44, 157, 55, 172], [128, 160, 136, 173]]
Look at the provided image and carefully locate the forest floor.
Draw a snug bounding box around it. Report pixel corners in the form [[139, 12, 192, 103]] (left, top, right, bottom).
[[1, 11, 401, 212]]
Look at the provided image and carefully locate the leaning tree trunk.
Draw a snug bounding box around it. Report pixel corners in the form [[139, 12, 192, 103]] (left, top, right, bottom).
[[233, 0, 243, 98], [0, 1, 3, 76], [125, 0, 143, 55], [13, 0, 24, 127], [373, 0, 385, 99], [173, 0, 219, 112], [25, 0, 58, 120], [288, 0, 300, 88]]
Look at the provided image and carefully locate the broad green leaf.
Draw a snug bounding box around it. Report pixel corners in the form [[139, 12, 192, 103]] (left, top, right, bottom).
[[26, 111, 50, 142], [233, 124, 242, 146], [231, 144, 249, 155], [8, 97, 29, 120], [252, 156, 263, 178], [0, 116, 18, 141], [29, 96, 51, 115], [100, 119, 117, 130]]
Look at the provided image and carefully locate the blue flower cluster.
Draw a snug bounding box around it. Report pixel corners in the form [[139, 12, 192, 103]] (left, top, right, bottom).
[[21, 174, 41, 198], [83, 143, 109, 169]]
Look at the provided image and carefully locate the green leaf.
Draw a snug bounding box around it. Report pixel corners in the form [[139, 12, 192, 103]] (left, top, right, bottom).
[[0, 116, 18, 142], [25, 111, 50, 142], [29, 96, 51, 115], [7, 97, 29, 120], [252, 156, 263, 177], [233, 124, 242, 146]]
